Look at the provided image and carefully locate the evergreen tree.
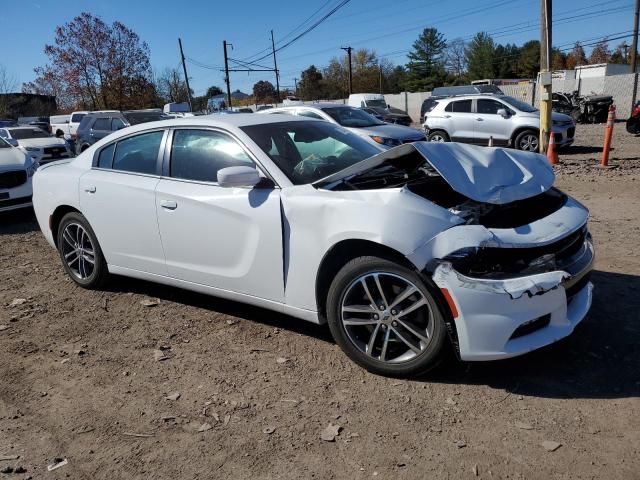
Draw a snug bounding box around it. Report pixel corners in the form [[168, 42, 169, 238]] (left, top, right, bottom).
[[465, 32, 496, 80], [299, 65, 324, 100], [405, 27, 447, 91]]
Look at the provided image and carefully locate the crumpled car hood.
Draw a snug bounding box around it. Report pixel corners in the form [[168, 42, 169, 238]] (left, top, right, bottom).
[[316, 142, 555, 205]]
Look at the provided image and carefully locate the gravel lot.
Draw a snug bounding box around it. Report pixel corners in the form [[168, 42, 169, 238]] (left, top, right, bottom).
[[1, 123, 639, 479]]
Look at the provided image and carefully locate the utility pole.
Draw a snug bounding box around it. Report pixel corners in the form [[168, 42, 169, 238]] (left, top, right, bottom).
[[539, 0, 552, 154], [379, 64, 383, 94], [271, 30, 281, 103], [341, 46, 353, 95], [178, 38, 193, 111], [223, 40, 232, 108], [294, 78, 298, 96], [631, 0, 639, 108]]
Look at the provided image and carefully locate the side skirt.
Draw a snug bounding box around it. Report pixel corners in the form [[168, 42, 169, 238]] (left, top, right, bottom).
[[107, 264, 321, 324]]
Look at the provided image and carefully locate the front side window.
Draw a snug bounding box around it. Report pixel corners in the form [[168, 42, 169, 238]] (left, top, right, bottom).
[[241, 121, 380, 185], [170, 129, 255, 183], [92, 118, 111, 130], [477, 99, 505, 115], [111, 118, 126, 131], [444, 100, 472, 113], [112, 131, 163, 175]]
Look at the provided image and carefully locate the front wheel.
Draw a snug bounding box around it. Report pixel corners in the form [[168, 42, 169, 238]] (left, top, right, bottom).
[[57, 212, 109, 289], [514, 129, 539, 152], [428, 130, 450, 142], [326, 256, 447, 377]]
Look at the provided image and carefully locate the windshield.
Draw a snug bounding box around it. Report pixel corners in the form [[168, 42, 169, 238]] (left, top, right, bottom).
[[323, 107, 384, 128], [9, 128, 51, 139], [241, 121, 381, 185], [365, 99, 387, 108], [122, 111, 171, 125], [501, 96, 538, 113]]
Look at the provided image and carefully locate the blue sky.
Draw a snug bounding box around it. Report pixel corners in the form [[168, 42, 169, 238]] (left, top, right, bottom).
[[3, 0, 636, 96]]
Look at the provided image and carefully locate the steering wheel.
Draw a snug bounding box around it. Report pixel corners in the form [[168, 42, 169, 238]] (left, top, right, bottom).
[[293, 155, 338, 182]]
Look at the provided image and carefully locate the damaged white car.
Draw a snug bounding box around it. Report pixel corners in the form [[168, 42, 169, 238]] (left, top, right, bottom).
[[32, 115, 594, 376]]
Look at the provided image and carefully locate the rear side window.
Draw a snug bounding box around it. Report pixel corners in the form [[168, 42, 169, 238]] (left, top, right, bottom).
[[93, 118, 111, 130], [97, 143, 115, 168], [444, 100, 472, 113], [170, 129, 255, 183], [421, 99, 439, 117], [297, 110, 324, 120], [77, 116, 92, 131], [112, 131, 163, 175], [71, 113, 86, 123]]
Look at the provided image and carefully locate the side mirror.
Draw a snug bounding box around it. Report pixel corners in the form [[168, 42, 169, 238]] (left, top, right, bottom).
[[217, 166, 261, 188], [497, 108, 509, 118]]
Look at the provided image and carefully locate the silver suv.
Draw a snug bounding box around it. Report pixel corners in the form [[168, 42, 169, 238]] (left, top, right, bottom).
[[423, 94, 575, 151]]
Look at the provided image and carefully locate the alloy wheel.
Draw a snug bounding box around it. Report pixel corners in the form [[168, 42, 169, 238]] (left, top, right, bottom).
[[340, 272, 434, 363], [519, 134, 539, 151], [61, 222, 96, 280], [430, 134, 445, 142]]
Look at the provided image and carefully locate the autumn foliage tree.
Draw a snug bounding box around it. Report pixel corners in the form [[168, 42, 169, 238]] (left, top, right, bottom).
[[23, 13, 156, 111]]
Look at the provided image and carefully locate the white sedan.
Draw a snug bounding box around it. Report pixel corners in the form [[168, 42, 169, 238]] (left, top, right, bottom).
[[32, 114, 594, 376], [0, 138, 38, 212]]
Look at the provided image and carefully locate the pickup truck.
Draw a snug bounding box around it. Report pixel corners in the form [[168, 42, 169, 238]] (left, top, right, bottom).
[[49, 111, 89, 138]]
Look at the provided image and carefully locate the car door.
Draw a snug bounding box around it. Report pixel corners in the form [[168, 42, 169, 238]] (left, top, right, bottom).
[[78, 129, 168, 275], [443, 99, 475, 142], [155, 128, 284, 302], [473, 98, 512, 146], [89, 117, 114, 143]]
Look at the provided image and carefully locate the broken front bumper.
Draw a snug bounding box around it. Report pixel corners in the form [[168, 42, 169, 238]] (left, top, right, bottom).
[[432, 236, 594, 361]]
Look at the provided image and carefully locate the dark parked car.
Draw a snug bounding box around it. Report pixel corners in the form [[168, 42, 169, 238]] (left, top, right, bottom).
[[0, 118, 18, 128], [75, 110, 170, 154], [362, 106, 412, 126]]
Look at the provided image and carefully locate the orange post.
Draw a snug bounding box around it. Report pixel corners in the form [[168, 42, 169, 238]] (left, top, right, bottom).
[[546, 131, 558, 165], [601, 104, 616, 167]]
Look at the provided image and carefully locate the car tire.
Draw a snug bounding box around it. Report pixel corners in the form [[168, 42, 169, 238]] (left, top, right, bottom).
[[326, 256, 447, 377], [57, 212, 108, 289], [427, 130, 450, 142], [514, 129, 539, 152]]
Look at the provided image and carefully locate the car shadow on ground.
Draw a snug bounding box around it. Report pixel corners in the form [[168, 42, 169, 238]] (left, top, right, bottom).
[[0, 209, 39, 235], [561, 145, 606, 155], [103, 275, 334, 344], [428, 270, 640, 400]]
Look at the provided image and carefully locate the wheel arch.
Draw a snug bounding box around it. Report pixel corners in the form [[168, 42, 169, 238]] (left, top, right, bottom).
[[315, 239, 412, 319], [50, 205, 82, 248], [510, 126, 539, 146]]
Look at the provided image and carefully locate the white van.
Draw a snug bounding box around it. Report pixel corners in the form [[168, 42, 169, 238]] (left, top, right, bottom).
[[49, 111, 88, 138], [347, 93, 387, 109]]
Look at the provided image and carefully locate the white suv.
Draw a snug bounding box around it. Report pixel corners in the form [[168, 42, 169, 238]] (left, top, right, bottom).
[[423, 94, 575, 151]]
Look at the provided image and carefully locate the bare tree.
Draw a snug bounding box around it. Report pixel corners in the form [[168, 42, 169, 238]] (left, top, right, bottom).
[[445, 38, 467, 77], [0, 64, 18, 116], [155, 68, 189, 104]]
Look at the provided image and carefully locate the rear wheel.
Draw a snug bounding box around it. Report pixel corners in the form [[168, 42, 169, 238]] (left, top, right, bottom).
[[514, 129, 539, 152], [428, 130, 450, 142], [57, 212, 108, 289], [326, 256, 447, 377]]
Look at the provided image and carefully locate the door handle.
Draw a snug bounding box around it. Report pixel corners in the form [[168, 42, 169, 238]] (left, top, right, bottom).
[[476, 118, 484, 121], [444, 114, 451, 118], [160, 200, 177, 210], [84, 185, 96, 193]]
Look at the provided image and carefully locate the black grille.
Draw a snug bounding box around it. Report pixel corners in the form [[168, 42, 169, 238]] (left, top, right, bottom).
[[0, 195, 32, 208], [510, 314, 551, 339], [567, 127, 575, 138], [0, 170, 27, 189]]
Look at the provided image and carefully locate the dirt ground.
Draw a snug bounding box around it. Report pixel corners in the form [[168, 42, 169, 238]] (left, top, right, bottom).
[[1, 123, 639, 479]]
